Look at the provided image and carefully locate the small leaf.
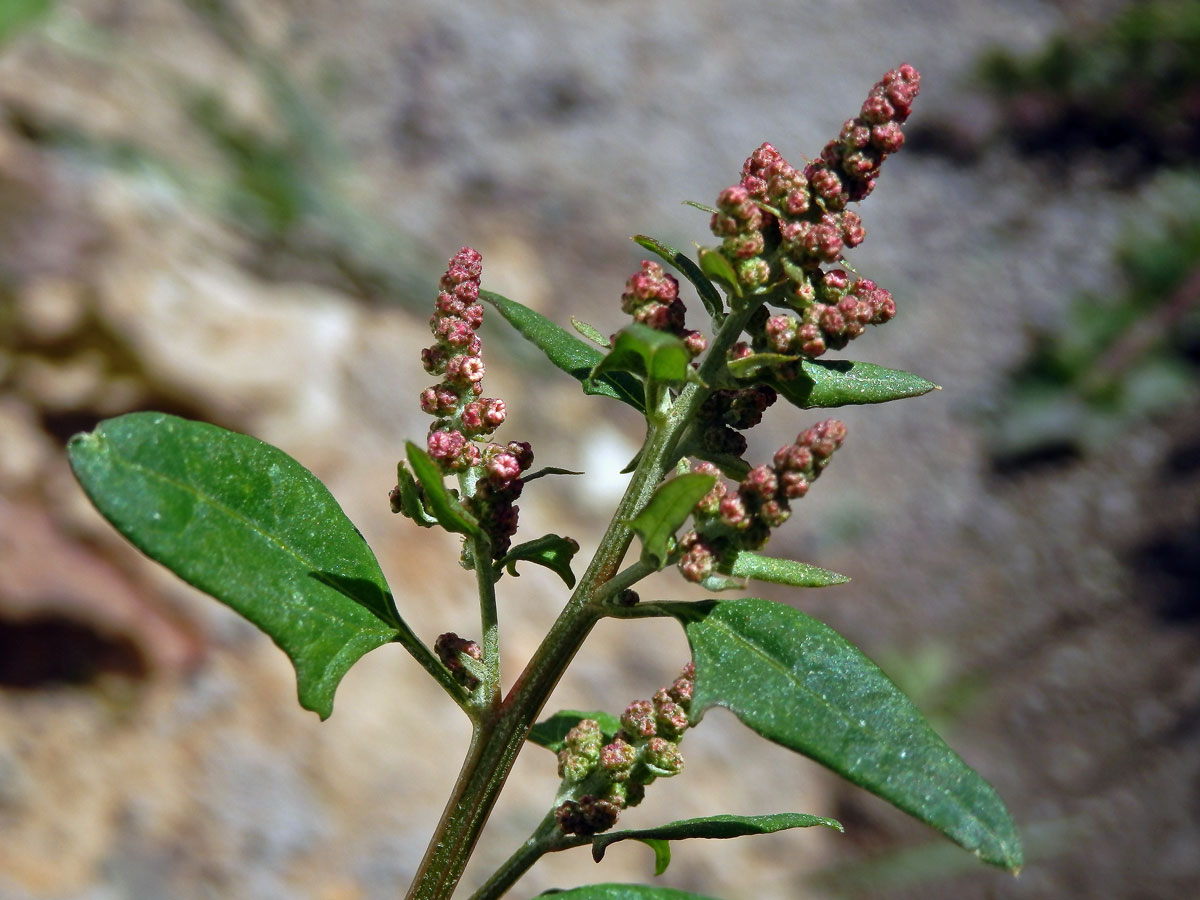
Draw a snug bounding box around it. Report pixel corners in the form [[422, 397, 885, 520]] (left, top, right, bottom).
[[774, 359, 938, 408], [728, 551, 850, 587], [591, 813, 844, 866], [632, 234, 725, 322], [481, 290, 644, 410], [664, 599, 1023, 871], [625, 473, 716, 568], [698, 573, 745, 592], [528, 710, 623, 752], [593, 324, 691, 387], [572, 316, 612, 348], [523, 466, 586, 483], [698, 248, 741, 298], [537, 885, 720, 900], [641, 839, 671, 876], [392, 461, 438, 527], [67, 413, 407, 719], [501, 533, 580, 588], [404, 442, 480, 537], [727, 353, 798, 379]]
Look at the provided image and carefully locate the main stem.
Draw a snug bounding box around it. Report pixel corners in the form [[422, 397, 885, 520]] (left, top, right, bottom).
[[404, 299, 762, 900]]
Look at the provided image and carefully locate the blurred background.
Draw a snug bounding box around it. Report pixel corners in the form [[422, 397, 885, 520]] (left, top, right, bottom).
[[2, 0, 1199, 898]]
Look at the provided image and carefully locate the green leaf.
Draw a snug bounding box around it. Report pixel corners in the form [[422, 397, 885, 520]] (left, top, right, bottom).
[[571, 316, 612, 348], [501, 533, 580, 588], [632, 234, 725, 322], [591, 813, 844, 868], [625, 473, 716, 568], [642, 839, 671, 876], [774, 359, 938, 408], [67, 413, 406, 719], [481, 290, 644, 410], [728, 551, 849, 587], [537, 885, 720, 900], [523, 466, 586, 482], [726, 353, 798, 379], [665, 598, 1023, 871], [404, 442, 480, 537], [697, 248, 741, 298], [391, 461, 438, 527], [593, 324, 692, 387], [528, 710, 623, 752]]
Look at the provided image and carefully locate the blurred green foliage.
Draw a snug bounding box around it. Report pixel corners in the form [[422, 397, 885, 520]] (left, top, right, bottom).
[[978, 0, 1200, 170], [978, 2, 1200, 468]]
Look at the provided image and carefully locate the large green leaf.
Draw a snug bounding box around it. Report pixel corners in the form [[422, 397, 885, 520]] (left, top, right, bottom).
[[538, 885, 719, 900], [632, 234, 725, 322], [774, 359, 938, 408], [480, 290, 644, 410], [68, 412, 406, 719], [591, 813, 843, 870], [664, 598, 1023, 871], [528, 709, 623, 753], [728, 551, 849, 587], [625, 473, 716, 568]]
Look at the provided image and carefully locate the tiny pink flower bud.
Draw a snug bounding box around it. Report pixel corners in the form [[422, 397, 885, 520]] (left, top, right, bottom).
[[487, 452, 522, 485], [642, 737, 685, 777], [860, 94, 895, 124], [683, 330, 708, 357], [621, 699, 657, 738], [741, 464, 778, 499], [719, 494, 750, 530], [600, 738, 638, 780], [780, 470, 810, 499], [427, 429, 466, 462], [759, 498, 791, 527]]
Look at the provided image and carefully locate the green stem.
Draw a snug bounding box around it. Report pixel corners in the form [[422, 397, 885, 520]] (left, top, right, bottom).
[[403, 299, 766, 900], [471, 533, 502, 710], [466, 810, 566, 900]]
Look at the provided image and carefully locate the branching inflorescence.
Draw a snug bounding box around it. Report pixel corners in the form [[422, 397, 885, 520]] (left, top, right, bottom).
[[69, 63, 1024, 900]]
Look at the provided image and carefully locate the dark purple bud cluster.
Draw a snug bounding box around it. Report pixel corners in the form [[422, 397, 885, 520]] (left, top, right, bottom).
[[707, 64, 919, 323], [695, 384, 778, 459], [678, 420, 847, 583], [402, 248, 535, 559], [620, 261, 708, 357], [434, 632, 483, 691], [554, 662, 695, 836]]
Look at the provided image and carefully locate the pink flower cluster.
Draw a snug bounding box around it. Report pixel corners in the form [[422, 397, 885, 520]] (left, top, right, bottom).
[[620, 261, 708, 357], [755, 268, 896, 359], [708, 65, 919, 348], [678, 420, 847, 583], [415, 248, 534, 559], [554, 662, 695, 836]]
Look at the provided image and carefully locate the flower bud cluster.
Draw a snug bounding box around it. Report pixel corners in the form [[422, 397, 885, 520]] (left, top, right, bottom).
[[750, 268, 896, 359], [554, 662, 695, 836], [695, 384, 778, 459], [677, 420, 847, 583], [708, 65, 919, 297], [399, 248, 535, 560], [434, 632, 482, 691], [620, 261, 708, 357]]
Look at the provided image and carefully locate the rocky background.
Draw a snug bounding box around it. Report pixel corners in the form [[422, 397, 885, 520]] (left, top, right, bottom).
[[2, 1, 1199, 898]]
